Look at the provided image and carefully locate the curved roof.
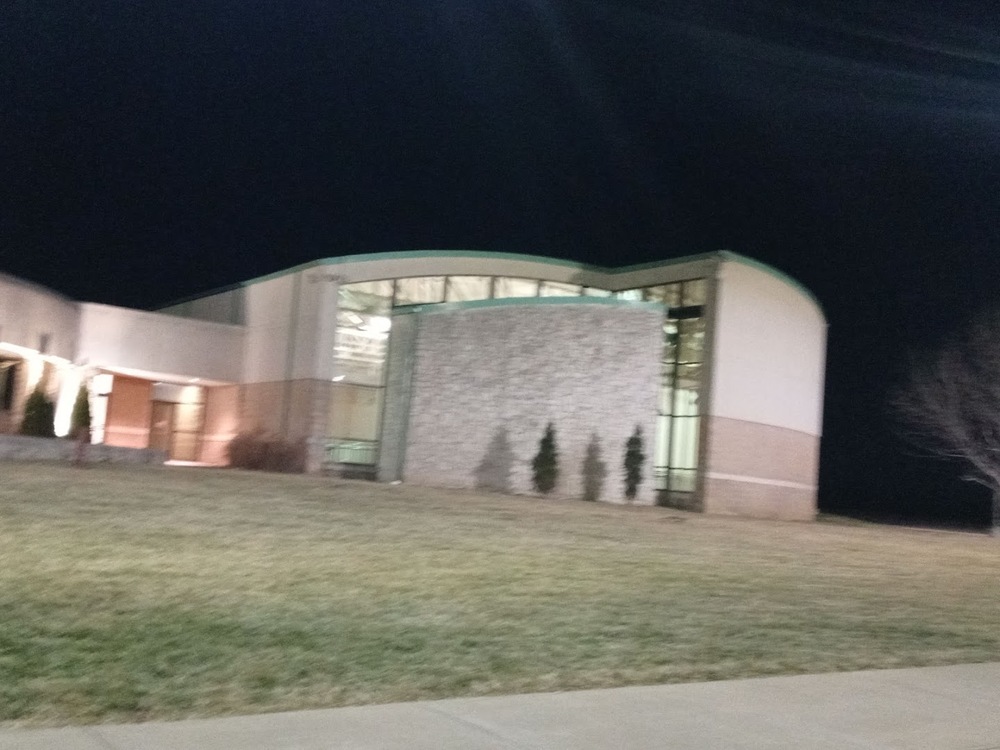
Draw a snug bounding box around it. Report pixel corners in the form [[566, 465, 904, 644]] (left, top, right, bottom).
[[160, 248, 823, 320]]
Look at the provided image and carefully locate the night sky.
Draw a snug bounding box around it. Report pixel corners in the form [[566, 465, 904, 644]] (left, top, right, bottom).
[[3, 1, 999, 525]]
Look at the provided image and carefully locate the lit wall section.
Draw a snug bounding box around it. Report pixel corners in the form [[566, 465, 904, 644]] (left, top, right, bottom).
[[704, 257, 826, 520]]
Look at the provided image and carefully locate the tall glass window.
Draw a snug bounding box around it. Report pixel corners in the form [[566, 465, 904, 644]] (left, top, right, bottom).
[[616, 279, 706, 497], [329, 280, 395, 465], [334, 281, 393, 387]]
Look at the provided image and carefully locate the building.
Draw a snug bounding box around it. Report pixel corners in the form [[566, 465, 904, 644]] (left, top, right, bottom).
[[0, 250, 826, 519]]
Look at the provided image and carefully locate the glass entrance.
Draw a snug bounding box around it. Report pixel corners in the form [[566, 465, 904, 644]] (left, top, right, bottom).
[[149, 400, 204, 461]]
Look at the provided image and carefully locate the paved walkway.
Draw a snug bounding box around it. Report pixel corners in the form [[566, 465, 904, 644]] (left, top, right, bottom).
[[2, 663, 998, 749]]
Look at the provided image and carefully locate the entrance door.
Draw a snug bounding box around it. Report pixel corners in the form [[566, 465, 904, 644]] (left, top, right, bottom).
[[149, 400, 204, 461], [149, 402, 173, 454]]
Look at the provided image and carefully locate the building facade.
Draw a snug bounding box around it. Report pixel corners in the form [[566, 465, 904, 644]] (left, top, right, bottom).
[[0, 250, 826, 519]]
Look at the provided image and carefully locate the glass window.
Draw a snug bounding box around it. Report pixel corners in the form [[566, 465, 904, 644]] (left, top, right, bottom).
[[339, 281, 393, 315], [655, 414, 671, 476], [173, 402, 204, 433], [669, 417, 700, 470], [328, 384, 383, 441], [494, 278, 539, 298], [335, 281, 394, 386], [674, 364, 701, 416], [614, 289, 643, 301], [677, 319, 705, 363], [446, 276, 492, 302], [663, 320, 678, 364], [583, 287, 612, 297], [395, 277, 445, 306], [539, 281, 581, 297], [682, 278, 708, 306], [658, 377, 673, 415], [644, 285, 681, 306]]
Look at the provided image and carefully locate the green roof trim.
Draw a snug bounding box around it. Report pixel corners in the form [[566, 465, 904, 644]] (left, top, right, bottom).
[[393, 296, 665, 316], [318, 249, 602, 272], [239, 249, 603, 288]]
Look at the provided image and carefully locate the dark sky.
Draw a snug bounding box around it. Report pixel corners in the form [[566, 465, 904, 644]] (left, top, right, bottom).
[[3, 1, 999, 524]]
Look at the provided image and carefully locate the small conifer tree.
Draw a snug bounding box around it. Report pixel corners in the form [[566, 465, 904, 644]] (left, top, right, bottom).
[[19, 389, 56, 438], [70, 384, 91, 439], [531, 422, 559, 494], [623, 425, 645, 502]]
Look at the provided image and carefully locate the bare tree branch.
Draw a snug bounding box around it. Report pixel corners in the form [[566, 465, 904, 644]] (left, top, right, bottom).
[[892, 308, 1000, 535]]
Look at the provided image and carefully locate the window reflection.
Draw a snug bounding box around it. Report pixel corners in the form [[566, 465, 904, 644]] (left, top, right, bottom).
[[650, 278, 707, 496], [539, 281, 581, 297], [334, 281, 393, 387], [395, 277, 446, 305], [643, 285, 681, 306], [683, 278, 707, 306], [446, 276, 492, 302], [493, 278, 539, 298]]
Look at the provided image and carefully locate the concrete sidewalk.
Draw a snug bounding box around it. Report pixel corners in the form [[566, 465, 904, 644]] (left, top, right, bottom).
[[2, 663, 998, 749]]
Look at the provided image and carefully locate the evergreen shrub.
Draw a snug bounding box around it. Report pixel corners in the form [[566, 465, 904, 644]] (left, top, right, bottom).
[[19, 389, 56, 438], [531, 422, 559, 494]]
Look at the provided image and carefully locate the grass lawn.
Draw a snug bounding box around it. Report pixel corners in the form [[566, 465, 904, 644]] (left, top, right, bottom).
[[1, 463, 999, 727]]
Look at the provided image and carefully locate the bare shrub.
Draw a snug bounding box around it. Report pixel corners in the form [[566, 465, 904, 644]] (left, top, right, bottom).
[[227, 430, 306, 473]]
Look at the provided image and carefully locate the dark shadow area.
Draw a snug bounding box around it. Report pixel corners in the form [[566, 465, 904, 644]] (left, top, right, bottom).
[[474, 426, 515, 493], [581, 433, 607, 502]]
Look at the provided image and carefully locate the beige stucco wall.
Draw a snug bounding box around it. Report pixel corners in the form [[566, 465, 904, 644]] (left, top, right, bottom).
[[0, 275, 80, 432], [704, 259, 826, 519], [709, 260, 826, 435], [200, 385, 241, 464], [77, 303, 244, 383], [159, 287, 245, 325], [241, 269, 339, 383], [238, 270, 338, 463], [0, 273, 79, 360]]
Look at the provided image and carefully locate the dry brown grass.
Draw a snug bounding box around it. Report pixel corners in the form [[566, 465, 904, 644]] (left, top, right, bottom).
[[1, 462, 998, 727]]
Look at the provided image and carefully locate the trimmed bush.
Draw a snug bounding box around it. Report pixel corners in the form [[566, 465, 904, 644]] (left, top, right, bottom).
[[19, 389, 56, 438], [70, 384, 91, 439], [531, 422, 559, 494], [623, 425, 645, 502], [227, 430, 307, 473]]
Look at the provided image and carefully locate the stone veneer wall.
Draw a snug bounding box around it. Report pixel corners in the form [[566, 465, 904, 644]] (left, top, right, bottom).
[[380, 300, 663, 504], [702, 417, 819, 520]]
